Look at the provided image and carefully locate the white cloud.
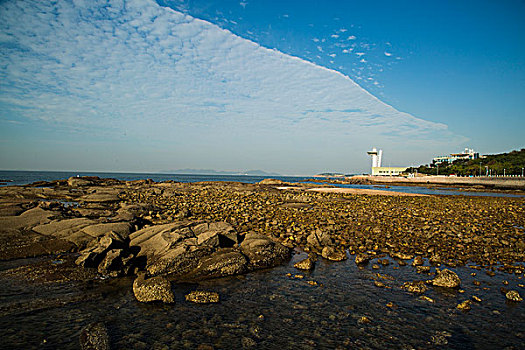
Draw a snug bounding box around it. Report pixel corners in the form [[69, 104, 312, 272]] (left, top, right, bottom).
[[347, 35, 356, 40], [0, 0, 463, 173], [384, 52, 393, 57], [331, 34, 339, 39]]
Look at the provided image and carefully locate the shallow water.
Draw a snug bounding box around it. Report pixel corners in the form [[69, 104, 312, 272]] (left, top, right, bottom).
[[1, 253, 523, 349], [305, 182, 525, 198]]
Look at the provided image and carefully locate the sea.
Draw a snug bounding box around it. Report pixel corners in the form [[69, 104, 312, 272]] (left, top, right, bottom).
[[0, 170, 523, 197]]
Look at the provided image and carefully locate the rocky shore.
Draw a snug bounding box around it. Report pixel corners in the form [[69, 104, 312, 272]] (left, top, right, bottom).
[[0, 176, 524, 348]]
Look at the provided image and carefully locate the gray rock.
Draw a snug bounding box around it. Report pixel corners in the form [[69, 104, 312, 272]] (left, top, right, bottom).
[[79, 322, 110, 350], [133, 274, 175, 303], [97, 249, 124, 277], [188, 249, 248, 278], [240, 232, 291, 270]]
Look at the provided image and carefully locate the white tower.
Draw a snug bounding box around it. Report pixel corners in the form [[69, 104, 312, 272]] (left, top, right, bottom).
[[367, 147, 383, 168]]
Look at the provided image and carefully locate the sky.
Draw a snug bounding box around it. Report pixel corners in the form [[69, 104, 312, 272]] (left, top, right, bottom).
[[0, 0, 524, 175]]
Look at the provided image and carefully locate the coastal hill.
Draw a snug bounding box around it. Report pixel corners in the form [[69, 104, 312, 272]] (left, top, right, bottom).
[[409, 148, 525, 176]]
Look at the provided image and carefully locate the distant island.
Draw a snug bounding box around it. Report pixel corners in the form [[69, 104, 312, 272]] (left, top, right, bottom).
[[159, 169, 281, 176]]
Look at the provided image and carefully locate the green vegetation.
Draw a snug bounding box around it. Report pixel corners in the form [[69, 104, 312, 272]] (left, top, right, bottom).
[[407, 149, 525, 176]]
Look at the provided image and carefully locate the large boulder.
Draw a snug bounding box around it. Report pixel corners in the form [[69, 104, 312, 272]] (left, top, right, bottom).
[[75, 232, 124, 268], [432, 269, 461, 288], [194, 222, 238, 247], [186, 249, 248, 279], [240, 232, 291, 270], [146, 244, 214, 276], [133, 274, 175, 303]]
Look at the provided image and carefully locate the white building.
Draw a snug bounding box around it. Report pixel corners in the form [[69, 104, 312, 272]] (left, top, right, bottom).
[[367, 148, 407, 176], [433, 148, 479, 165]]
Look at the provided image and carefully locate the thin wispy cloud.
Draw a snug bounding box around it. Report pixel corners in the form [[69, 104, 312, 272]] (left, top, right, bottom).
[[0, 0, 463, 173]]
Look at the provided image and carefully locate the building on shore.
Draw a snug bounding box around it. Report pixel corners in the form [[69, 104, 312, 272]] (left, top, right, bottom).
[[371, 166, 408, 176], [433, 148, 479, 165], [367, 148, 407, 176]]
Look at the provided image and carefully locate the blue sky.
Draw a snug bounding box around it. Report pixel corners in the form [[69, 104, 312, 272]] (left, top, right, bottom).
[[0, 0, 523, 174]]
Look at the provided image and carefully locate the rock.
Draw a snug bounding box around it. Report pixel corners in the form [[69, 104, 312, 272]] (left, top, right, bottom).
[[412, 256, 424, 266], [419, 296, 434, 303], [416, 266, 431, 274], [188, 249, 248, 278], [358, 316, 371, 324], [432, 269, 461, 288], [194, 222, 238, 247], [321, 246, 347, 261], [76, 232, 124, 268], [306, 229, 333, 249], [402, 281, 428, 294], [133, 275, 175, 303], [97, 249, 130, 277], [68, 176, 96, 187], [240, 232, 291, 270], [79, 192, 120, 203], [505, 290, 523, 302], [185, 291, 220, 303], [390, 252, 414, 260], [355, 253, 370, 265], [79, 322, 110, 350], [146, 244, 214, 277], [294, 257, 315, 270], [82, 222, 132, 241], [258, 179, 287, 185], [456, 300, 472, 311]]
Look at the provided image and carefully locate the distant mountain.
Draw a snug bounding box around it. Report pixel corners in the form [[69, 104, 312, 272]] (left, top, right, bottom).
[[159, 168, 280, 176]]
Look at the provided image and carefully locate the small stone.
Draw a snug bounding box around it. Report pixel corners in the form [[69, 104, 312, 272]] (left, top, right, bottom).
[[505, 290, 523, 302], [412, 256, 424, 266], [79, 322, 110, 350], [133, 275, 175, 303], [402, 281, 428, 294], [185, 291, 220, 304], [419, 296, 434, 303], [372, 264, 380, 269], [432, 269, 461, 288], [386, 302, 395, 308], [355, 253, 370, 265], [241, 337, 257, 348], [417, 266, 431, 273], [321, 246, 347, 261], [374, 281, 386, 288], [456, 300, 472, 311], [502, 280, 509, 285], [472, 296, 482, 302], [358, 316, 371, 324], [294, 257, 315, 270], [294, 274, 304, 279], [306, 280, 318, 286]]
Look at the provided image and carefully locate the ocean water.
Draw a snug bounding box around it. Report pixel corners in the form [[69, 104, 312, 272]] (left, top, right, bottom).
[[0, 170, 308, 187], [0, 170, 522, 197]]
